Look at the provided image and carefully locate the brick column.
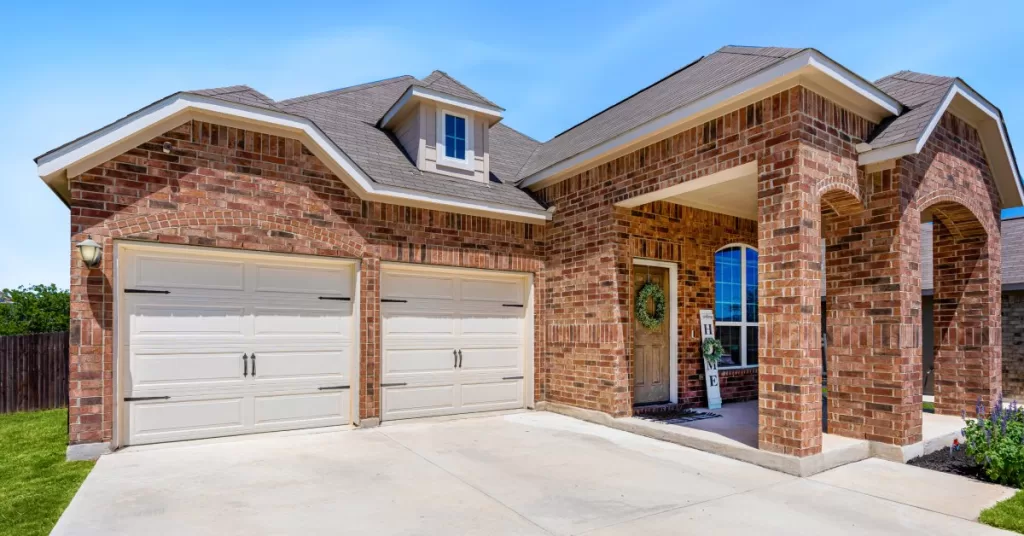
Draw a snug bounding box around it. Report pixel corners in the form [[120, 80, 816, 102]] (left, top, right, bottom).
[[757, 156, 823, 457], [822, 168, 922, 445], [932, 216, 1001, 416], [359, 256, 381, 421]]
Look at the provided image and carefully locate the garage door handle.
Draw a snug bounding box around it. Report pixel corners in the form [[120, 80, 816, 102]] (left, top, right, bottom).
[[502, 304, 523, 308], [454, 349, 458, 368], [124, 396, 170, 402], [318, 385, 349, 391], [381, 299, 407, 303], [318, 296, 350, 301], [251, 353, 256, 377], [458, 349, 463, 368], [243, 353, 248, 377], [380, 382, 407, 388], [125, 289, 171, 294], [502, 376, 524, 380]]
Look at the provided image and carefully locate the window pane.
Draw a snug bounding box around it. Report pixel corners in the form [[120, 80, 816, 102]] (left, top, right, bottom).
[[445, 114, 454, 134], [716, 326, 742, 367], [455, 116, 465, 138], [715, 247, 742, 322], [746, 326, 758, 366], [746, 248, 758, 322], [445, 137, 456, 158], [455, 139, 465, 159]]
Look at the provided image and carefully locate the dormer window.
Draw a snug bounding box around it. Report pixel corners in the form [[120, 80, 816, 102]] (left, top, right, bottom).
[[435, 108, 474, 170], [444, 113, 467, 161]]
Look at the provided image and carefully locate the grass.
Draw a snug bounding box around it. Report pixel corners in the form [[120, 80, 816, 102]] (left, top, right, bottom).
[[0, 409, 94, 536], [923, 401, 935, 413], [980, 490, 1024, 534]]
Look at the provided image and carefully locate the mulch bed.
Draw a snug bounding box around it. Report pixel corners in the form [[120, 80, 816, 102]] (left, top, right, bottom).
[[908, 447, 986, 483], [633, 409, 722, 425]]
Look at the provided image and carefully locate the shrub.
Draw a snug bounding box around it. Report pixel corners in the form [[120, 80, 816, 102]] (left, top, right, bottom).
[[963, 397, 1024, 488]]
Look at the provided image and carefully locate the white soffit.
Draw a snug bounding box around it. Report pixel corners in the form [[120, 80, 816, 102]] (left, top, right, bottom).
[[858, 81, 1024, 209], [35, 93, 547, 223], [520, 49, 901, 190], [616, 161, 758, 220]]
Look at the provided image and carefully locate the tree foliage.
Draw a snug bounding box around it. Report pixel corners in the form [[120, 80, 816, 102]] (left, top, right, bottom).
[[0, 284, 71, 336]]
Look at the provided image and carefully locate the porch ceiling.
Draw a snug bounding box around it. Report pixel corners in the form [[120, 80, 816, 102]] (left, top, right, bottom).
[[615, 161, 757, 220]]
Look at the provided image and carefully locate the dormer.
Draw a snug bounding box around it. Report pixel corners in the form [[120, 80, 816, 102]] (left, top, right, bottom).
[[379, 72, 503, 183]]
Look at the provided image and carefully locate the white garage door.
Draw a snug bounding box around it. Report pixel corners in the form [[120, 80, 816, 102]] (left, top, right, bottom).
[[380, 266, 529, 421], [118, 244, 357, 446]]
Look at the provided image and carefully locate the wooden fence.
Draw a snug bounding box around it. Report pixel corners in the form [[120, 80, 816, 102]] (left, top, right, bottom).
[[0, 332, 69, 414]]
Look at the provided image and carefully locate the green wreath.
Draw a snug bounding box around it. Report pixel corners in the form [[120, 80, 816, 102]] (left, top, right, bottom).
[[635, 281, 666, 330]]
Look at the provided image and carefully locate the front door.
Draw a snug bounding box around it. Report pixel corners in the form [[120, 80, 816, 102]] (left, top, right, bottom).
[[633, 264, 671, 405]]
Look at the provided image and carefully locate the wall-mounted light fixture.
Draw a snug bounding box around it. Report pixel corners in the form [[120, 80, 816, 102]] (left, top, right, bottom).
[[77, 236, 102, 268]]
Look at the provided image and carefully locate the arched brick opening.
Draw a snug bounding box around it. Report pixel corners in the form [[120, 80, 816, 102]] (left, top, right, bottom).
[[919, 197, 1001, 416]]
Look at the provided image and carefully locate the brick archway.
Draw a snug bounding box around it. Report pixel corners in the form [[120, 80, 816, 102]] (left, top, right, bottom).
[[917, 194, 1001, 416], [817, 175, 864, 217]]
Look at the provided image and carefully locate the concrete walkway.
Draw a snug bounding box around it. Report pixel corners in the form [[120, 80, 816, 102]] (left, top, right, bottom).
[[53, 411, 1016, 536]]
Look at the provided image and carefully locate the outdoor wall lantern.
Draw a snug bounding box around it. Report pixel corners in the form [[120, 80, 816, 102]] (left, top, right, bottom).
[[77, 236, 102, 268]]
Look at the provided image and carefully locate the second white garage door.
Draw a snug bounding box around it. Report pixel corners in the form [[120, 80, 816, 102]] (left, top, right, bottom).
[[118, 244, 357, 446], [380, 266, 530, 421]]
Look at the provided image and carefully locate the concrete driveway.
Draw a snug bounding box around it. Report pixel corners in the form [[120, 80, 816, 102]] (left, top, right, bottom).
[[53, 411, 1014, 535]]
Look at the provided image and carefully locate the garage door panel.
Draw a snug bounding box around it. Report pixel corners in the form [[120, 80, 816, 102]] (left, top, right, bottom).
[[458, 347, 521, 373], [384, 314, 456, 336], [382, 272, 455, 301], [133, 255, 245, 293], [382, 384, 456, 419], [252, 263, 353, 296], [130, 349, 245, 390], [250, 349, 349, 382], [253, 306, 352, 335], [460, 380, 523, 409], [132, 304, 246, 336], [460, 278, 522, 304], [130, 396, 247, 444], [253, 392, 348, 428], [461, 314, 521, 336], [385, 348, 459, 377]]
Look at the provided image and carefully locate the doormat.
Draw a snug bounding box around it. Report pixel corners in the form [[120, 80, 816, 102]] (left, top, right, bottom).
[[634, 409, 721, 425]]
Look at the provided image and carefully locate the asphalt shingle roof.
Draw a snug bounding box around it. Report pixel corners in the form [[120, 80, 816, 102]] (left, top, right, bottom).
[[514, 46, 805, 180], [869, 71, 955, 149], [189, 75, 542, 212], [190, 85, 282, 112]]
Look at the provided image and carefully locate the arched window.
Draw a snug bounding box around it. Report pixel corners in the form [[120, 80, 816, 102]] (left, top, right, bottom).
[[714, 245, 758, 368]]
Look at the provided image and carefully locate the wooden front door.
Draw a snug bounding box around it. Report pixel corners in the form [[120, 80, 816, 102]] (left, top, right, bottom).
[[633, 264, 671, 405]]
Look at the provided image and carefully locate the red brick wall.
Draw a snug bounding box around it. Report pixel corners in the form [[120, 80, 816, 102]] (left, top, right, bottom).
[[68, 120, 545, 444], [1004, 291, 1024, 400]]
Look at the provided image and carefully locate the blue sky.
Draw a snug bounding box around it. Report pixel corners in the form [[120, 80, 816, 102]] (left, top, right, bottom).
[[2, 0, 1023, 290]]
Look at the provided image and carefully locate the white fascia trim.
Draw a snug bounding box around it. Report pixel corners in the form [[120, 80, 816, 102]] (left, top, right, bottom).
[[36, 93, 549, 222], [858, 82, 1024, 206], [520, 49, 901, 189], [379, 86, 503, 129]]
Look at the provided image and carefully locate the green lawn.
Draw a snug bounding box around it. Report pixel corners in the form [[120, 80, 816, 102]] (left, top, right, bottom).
[[0, 409, 94, 536], [981, 490, 1024, 534]]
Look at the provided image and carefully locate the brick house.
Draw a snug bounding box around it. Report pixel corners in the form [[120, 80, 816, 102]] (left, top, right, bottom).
[[35, 46, 1023, 461]]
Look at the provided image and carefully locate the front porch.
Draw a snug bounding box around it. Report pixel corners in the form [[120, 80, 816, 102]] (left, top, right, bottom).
[[541, 399, 968, 476], [615, 141, 1002, 461]]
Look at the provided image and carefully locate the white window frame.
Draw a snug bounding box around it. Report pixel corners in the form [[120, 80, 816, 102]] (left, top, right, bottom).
[[714, 244, 758, 370], [436, 108, 474, 170]]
